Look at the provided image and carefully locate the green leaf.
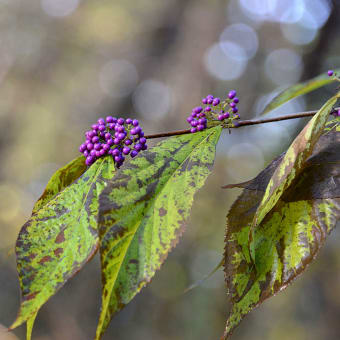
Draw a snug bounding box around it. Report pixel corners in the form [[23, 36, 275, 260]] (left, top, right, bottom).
[[260, 69, 340, 115], [223, 130, 340, 339], [10, 157, 115, 332], [26, 311, 37, 340], [32, 156, 87, 214], [249, 93, 340, 261], [96, 126, 222, 339]]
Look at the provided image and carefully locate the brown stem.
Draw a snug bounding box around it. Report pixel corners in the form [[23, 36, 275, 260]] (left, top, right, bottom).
[[144, 108, 339, 139]]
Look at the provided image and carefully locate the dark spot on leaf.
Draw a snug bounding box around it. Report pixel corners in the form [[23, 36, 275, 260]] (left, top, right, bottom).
[[55, 230, 65, 244], [159, 208, 167, 217], [23, 292, 38, 302], [54, 248, 63, 257], [38, 256, 53, 264]]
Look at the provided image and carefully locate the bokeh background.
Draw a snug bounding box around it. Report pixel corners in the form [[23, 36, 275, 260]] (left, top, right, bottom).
[[0, 0, 340, 339]]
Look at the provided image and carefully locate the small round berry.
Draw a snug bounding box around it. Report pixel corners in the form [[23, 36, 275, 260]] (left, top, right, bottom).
[[113, 138, 120, 145], [212, 98, 220, 106], [107, 138, 113, 145], [206, 94, 214, 99], [207, 97, 213, 104], [230, 102, 236, 108], [90, 150, 96, 157], [328, 70, 334, 77], [108, 123, 115, 130], [187, 116, 193, 123], [131, 150, 138, 158], [232, 107, 238, 113], [105, 133, 111, 140], [197, 124, 205, 131], [97, 118, 105, 125], [114, 155, 122, 163], [198, 118, 207, 124], [106, 116, 114, 123], [134, 143, 142, 151], [92, 136, 99, 143], [132, 119, 139, 126], [122, 147, 131, 155], [99, 149, 106, 156], [87, 143, 94, 150], [91, 124, 99, 130], [205, 106, 211, 112], [130, 128, 137, 135], [194, 106, 203, 114], [86, 156, 94, 166], [103, 144, 110, 151], [83, 150, 89, 157], [126, 118, 132, 124], [118, 133, 126, 140], [228, 90, 237, 99], [112, 148, 120, 156], [98, 125, 105, 132], [95, 151, 101, 157], [190, 127, 197, 133], [139, 131, 144, 137], [125, 139, 132, 145], [142, 144, 148, 150], [94, 143, 101, 151], [118, 118, 125, 125], [79, 143, 87, 152], [191, 120, 198, 127], [233, 97, 239, 104], [223, 112, 230, 119], [202, 98, 208, 104], [218, 114, 224, 121], [139, 137, 146, 144]]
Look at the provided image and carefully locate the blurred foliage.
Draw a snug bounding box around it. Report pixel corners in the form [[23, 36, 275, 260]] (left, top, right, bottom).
[[0, 1, 339, 339]]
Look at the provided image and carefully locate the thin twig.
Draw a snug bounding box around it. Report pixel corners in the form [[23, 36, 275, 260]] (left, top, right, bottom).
[[144, 108, 339, 139]]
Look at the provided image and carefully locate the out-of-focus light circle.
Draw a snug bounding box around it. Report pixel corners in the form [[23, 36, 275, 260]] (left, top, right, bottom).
[[99, 59, 138, 98], [275, 0, 305, 24], [239, 0, 277, 20], [281, 23, 317, 45], [41, 0, 80, 18], [220, 24, 259, 59], [204, 43, 247, 81], [265, 48, 303, 85], [301, 0, 332, 29], [132, 80, 171, 119]]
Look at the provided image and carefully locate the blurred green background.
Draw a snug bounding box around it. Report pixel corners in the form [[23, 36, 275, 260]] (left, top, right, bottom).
[[0, 0, 339, 339]]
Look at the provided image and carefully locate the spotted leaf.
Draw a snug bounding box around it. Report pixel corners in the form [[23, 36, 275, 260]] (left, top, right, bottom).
[[249, 93, 340, 261], [223, 130, 340, 339], [10, 157, 115, 333], [260, 69, 340, 115], [96, 126, 222, 339]]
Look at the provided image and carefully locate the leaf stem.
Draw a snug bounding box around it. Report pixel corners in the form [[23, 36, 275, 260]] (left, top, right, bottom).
[[144, 108, 339, 139]]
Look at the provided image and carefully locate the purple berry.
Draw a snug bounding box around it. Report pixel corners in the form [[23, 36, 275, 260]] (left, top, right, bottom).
[[142, 144, 148, 151], [94, 143, 101, 151], [207, 94, 214, 99], [232, 107, 238, 113], [187, 116, 193, 123], [131, 150, 138, 158], [95, 151, 101, 157], [207, 98, 213, 104], [83, 150, 89, 157], [328, 70, 334, 77], [90, 150, 96, 156], [212, 98, 220, 106], [92, 136, 99, 143], [106, 116, 114, 123], [202, 98, 208, 104], [218, 114, 224, 121], [125, 139, 132, 145], [103, 144, 110, 151], [122, 147, 130, 155], [118, 118, 125, 125], [197, 124, 205, 131], [132, 119, 139, 126], [107, 138, 113, 145], [223, 112, 230, 119], [205, 106, 211, 112], [113, 138, 120, 145], [233, 97, 239, 104], [86, 156, 94, 166], [87, 143, 94, 150], [130, 128, 137, 135], [99, 149, 106, 156], [114, 155, 122, 163], [91, 124, 99, 130], [112, 148, 120, 156], [228, 90, 237, 99], [194, 106, 203, 114], [108, 123, 115, 130], [104, 133, 111, 140], [230, 102, 236, 108], [139, 137, 146, 144], [134, 143, 142, 151], [118, 133, 125, 140], [190, 127, 197, 133], [98, 125, 105, 132]]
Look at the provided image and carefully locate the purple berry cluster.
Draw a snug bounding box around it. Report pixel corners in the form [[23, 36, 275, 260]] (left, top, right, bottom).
[[186, 90, 240, 133], [79, 117, 147, 167]]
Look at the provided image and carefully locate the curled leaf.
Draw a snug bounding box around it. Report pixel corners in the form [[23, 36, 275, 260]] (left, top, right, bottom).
[[223, 130, 340, 339]]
